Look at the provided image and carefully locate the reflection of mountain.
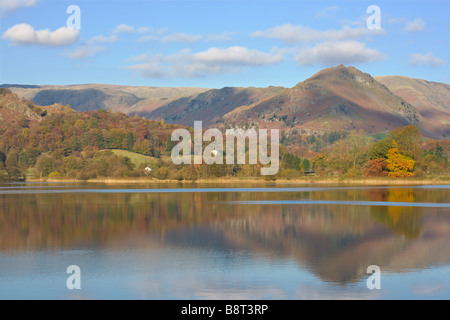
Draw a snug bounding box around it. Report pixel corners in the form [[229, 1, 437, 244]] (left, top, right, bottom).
[[216, 204, 422, 283], [213, 187, 450, 283], [0, 186, 449, 284]]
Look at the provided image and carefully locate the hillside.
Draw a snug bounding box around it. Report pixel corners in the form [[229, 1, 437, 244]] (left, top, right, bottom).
[[375, 76, 450, 137], [0, 89, 184, 181], [106, 149, 159, 167], [1, 84, 209, 115], [221, 65, 429, 135], [147, 65, 447, 138], [3, 66, 449, 139], [0, 88, 60, 130], [146, 86, 285, 127]]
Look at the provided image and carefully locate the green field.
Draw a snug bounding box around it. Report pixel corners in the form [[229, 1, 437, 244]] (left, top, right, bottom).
[[369, 132, 388, 140], [106, 149, 158, 167]]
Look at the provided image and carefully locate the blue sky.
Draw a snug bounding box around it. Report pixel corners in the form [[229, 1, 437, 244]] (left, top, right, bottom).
[[0, 0, 449, 88]]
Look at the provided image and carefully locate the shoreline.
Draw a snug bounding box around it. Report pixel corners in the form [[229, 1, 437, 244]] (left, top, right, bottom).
[[26, 177, 450, 185]]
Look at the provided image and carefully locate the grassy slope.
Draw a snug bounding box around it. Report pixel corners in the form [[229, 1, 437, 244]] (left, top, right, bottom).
[[106, 149, 158, 167]]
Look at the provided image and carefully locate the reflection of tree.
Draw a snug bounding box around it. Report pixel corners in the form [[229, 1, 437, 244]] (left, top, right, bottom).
[[367, 189, 423, 239], [371, 207, 422, 239], [0, 192, 223, 250]]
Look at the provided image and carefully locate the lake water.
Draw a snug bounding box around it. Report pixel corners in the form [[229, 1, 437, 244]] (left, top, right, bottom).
[[0, 183, 449, 300]]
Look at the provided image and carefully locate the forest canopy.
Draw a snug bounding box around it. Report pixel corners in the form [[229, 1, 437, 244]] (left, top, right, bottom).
[[0, 100, 448, 182]]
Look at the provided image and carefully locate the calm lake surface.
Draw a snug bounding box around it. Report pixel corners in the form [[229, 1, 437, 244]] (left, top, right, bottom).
[[0, 183, 449, 300]]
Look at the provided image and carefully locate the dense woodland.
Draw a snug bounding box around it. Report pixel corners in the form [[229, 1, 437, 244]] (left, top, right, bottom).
[[0, 105, 181, 181], [0, 89, 448, 181]]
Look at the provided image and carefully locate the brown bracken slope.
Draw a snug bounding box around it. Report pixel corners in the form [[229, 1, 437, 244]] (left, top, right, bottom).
[[4, 66, 449, 138], [375, 75, 450, 137], [149, 65, 445, 138], [221, 65, 435, 137]]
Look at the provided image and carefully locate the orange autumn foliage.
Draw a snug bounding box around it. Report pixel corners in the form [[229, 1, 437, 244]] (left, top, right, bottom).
[[386, 141, 415, 177]]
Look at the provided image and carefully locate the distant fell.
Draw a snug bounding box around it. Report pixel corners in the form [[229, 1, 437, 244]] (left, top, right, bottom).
[[375, 75, 450, 137], [3, 84, 209, 115], [3, 65, 449, 138], [220, 65, 435, 137]]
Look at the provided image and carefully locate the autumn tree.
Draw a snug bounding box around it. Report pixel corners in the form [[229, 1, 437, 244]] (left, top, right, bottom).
[[364, 158, 388, 177], [386, 141, 415, 177], [35, 154, 57, 177], [389, 125, 422, 160], [312, 153, 327, 175], [421, 154, 448, 175], [368, 138, 393, 160]]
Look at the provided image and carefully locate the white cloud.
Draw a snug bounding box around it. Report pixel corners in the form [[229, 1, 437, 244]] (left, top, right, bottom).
[[127, 62, 166, 78], [339, 19, 365, 27], [2, 23, 79, 46], [136, 27, 169, 42], [251, 24, 383, 44], [64, 45, 106, 59], [404, 18, 425, 32], [142, 27, 168, 34], [161, 33, 203, 43], [64, 34, 117, 59], [113, 24, 135, 34], [136, 26, 168, 35], [137, 34, 160, 42], [110, 25, 233, 44], [408, 52, 446, 66], [204, 32, 234, 42], [194, 46, 283, 66], [294, 41, 386, 65], [129, 52, 168, 63], [87, 34, 117, 45], [126, 46, 283, 78], [137, 31, 234, 43], [136, 26, 150, 34], [111, 25, 232, 44], [0, 0, 36, 12], [315, 6, 339, 18]]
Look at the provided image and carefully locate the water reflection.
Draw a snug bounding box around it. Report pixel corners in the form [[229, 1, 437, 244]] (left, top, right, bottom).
[[0, 184, 449, 291], [367, 189, 423, 239]]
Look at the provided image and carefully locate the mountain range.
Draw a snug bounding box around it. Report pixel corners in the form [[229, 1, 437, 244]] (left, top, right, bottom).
[[2, 65, 449, 138]]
